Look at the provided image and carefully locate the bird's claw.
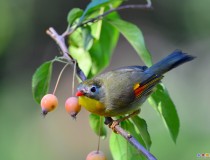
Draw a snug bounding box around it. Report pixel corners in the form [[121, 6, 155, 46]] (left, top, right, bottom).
[[109, 120, 120, 133]]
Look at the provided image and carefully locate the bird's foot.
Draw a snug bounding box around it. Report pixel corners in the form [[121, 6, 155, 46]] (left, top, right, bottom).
[[109, 120, 120, 133], [104, 109, 141, 133], [104, 117, 119, 133]]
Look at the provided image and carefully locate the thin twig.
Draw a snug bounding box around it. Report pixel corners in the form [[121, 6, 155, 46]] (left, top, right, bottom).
[[53, 63, 69, 95], [46, 28, 86, 81], [62, 1, 153, 37], [96, 116, 102, 153], [72, 60, 77, 95], [81, 4, 153, 26]]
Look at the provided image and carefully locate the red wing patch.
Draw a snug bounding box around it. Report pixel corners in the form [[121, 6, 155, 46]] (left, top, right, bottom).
[[133, 75, 163, 98], [133, 83, 146, 98]]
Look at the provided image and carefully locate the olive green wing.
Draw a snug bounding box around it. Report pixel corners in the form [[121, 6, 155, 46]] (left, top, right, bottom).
[[99, 66, 147, 112]]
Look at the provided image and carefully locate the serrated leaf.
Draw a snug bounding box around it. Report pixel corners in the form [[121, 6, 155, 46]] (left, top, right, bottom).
[[32, 61, 53, 104], [110, 120, 146, 160], [89, 113, 107, 138], [148, 83, 180, 143], [67, 8, 83, 26], [131, 116, 152, 149], [106, 17, 153, 66]]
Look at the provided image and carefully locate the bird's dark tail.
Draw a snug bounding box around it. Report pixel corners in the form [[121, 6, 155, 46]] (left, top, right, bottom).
[[145, 50, 195, 75]]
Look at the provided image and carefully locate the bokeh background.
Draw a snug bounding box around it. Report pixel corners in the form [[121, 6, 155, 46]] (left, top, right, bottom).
[[0, 0, 209, 159]]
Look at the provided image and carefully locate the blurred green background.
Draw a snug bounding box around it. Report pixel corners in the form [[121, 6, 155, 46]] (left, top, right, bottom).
[[0, 0, 210, 159]]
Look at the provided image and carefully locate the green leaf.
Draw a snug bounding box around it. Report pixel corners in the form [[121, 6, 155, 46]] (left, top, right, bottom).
[[88, 14, 119, 76], [32, 61, 53, 104], [131, 116, 152, 150], [82, 27, 94, 51], [90, 19, 102, 40], [68, 28, 93, 77], [90, 7, 104, 40], [106, 17, 153, 66], [69, 27, 93, 51], [148, 83, 180, 143], [69, 28, 83, 48], [89, 113, 107, 138], [67, 8, 83, 26], [125, 120, 147, 149], [69, 46, 92, 76], [110, 0, 123, 8], [110, 120, 146, 160]]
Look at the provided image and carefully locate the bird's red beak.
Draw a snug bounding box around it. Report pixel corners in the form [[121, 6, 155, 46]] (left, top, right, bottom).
[[76, 90, 84, 97]]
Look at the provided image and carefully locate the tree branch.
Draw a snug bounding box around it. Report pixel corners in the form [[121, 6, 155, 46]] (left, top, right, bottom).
[[46, 1, 157, 159], [46, 27, 157, 160], [46, 27, 86, 81], [115, 125, 157, 160]]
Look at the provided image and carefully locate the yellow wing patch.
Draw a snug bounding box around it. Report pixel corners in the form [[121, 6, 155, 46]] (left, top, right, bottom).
[[133, 83, 145, 98], [133, 83, 140, 90]]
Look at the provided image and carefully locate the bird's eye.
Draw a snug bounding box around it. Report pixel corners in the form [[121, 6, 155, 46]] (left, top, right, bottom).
[[90, 86, 96, 93]]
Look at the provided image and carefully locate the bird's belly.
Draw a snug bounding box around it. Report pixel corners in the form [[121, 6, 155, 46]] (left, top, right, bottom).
[[105, 93, 150, 117], [78, 95, 149, 117]]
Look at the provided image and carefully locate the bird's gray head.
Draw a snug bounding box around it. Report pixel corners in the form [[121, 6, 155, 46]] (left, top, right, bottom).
[[76, 79, 105, 101]]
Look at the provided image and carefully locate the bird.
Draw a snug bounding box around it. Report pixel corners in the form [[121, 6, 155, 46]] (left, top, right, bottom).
[[76, 50, 195, 125]]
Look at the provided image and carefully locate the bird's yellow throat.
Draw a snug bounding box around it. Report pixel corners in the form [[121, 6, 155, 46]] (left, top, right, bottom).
[[78, 96, 106, 116]]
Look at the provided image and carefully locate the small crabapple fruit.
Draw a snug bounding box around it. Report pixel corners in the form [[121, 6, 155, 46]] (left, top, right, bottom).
[[65, 96, 81, 119], [86, 150, 107, 160], [41, 94, 58, 116]]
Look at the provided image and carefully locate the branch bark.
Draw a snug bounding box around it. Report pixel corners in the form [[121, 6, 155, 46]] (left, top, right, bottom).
[[115, 125, 156, 160]]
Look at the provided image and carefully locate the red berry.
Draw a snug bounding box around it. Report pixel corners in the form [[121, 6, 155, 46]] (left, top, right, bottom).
[[41, 94, 58, 116], [86, 151, 107, 160], [65, 97, 81, 119]]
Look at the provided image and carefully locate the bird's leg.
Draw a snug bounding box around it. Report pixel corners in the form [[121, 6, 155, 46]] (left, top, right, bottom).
[[117, 109, 141, 124], [105, 109, 141, 133], [111, 109, 141, 130], [104, 117, 113, 125], [105, 117, 119, 133]]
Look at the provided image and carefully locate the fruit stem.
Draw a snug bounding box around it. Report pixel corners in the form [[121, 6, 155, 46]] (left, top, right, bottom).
[[96, 116, 102, 153], [72, 60, 77, 95], [53, 63, 69, 95]]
